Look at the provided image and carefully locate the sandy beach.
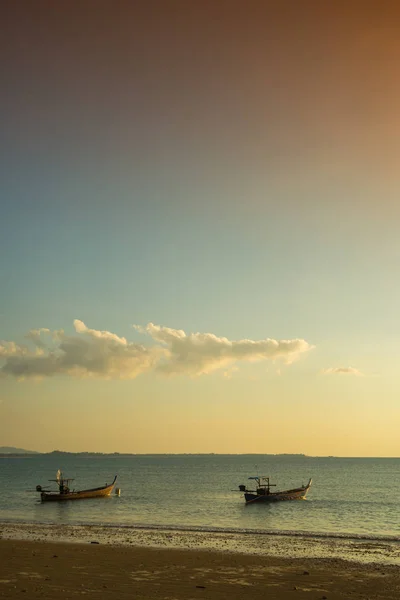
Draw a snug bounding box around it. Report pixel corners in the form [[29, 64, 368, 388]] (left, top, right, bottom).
[[0, 537, 399, 600]]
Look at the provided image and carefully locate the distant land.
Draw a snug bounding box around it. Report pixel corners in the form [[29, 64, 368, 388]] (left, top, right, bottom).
[[0, 446, 40, 454], [0, 450, 394, 458], [0, 450, 396, 458], [0, 449, 311, 457]]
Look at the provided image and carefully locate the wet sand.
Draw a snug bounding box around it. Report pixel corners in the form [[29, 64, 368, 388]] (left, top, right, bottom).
[[1, 538, 399, 599], [1, 521, 400, 565]]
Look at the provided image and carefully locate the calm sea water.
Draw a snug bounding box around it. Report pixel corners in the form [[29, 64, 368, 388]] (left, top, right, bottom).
[[0, 454, 399, 541]]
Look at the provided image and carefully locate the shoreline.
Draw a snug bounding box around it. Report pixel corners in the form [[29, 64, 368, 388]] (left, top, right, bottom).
[[1, 521, 399, 566], [1, 538, 399, 600]]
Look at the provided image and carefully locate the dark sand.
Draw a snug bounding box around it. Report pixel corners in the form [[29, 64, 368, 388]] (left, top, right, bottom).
[[1, 538, 399, 599]]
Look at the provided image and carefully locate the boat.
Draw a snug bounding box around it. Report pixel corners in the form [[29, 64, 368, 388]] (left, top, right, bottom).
[[238, 476, 312, 503], [36, 470, 118, 502]]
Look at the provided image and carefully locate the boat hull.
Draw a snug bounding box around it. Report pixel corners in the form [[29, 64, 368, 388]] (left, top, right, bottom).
[[244, 479, 312, 504], [40, 476, 117, 502]]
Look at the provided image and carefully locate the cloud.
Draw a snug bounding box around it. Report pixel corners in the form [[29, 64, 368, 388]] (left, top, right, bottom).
[[0, 341, 27, 358], [0, 321, 314, 380], [73, 320, 127, 345], [135, 323, 314, 376], [322, 367, 363, 376], [25, 328, 52, 349], [0, 321, 163, 380]]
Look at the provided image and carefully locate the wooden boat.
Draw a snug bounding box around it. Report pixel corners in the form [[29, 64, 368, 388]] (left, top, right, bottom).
[[238, 476, 312, 504], [36, 470, 117, 502]]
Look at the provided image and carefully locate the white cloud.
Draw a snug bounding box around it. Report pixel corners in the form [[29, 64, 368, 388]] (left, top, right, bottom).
[[0, 341, 27, 358], [0, 321, 314, 380], [73, 320, 127, 345], [25, 328, 52, 349], [0, 321, 162, 380], [136, 322, 314, 376], [322, 367, 363, 376]]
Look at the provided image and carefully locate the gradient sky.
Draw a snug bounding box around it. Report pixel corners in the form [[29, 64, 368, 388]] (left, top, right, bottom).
[[1, 1, 400, 456]]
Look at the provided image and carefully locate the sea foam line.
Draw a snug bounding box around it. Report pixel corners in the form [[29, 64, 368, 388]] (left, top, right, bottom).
[[1, 518, 399, 544]]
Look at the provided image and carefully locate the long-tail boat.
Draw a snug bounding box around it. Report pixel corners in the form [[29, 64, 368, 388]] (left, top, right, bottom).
[[36, 470, 118, 502], [238, 476, 312, 503]]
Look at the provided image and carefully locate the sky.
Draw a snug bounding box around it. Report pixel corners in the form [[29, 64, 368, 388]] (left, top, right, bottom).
[[1, 0, 400, 456]]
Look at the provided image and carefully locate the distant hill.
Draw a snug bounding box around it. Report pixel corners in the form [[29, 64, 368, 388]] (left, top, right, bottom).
[[0, 449, 314, 457], [0, 446, 39, 454]]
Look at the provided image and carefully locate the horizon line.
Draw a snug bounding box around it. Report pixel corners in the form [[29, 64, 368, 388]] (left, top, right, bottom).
[[1, 450, 399, 459]]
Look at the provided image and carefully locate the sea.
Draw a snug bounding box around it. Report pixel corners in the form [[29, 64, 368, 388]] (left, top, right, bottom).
[[1, 454, 399, 563]]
